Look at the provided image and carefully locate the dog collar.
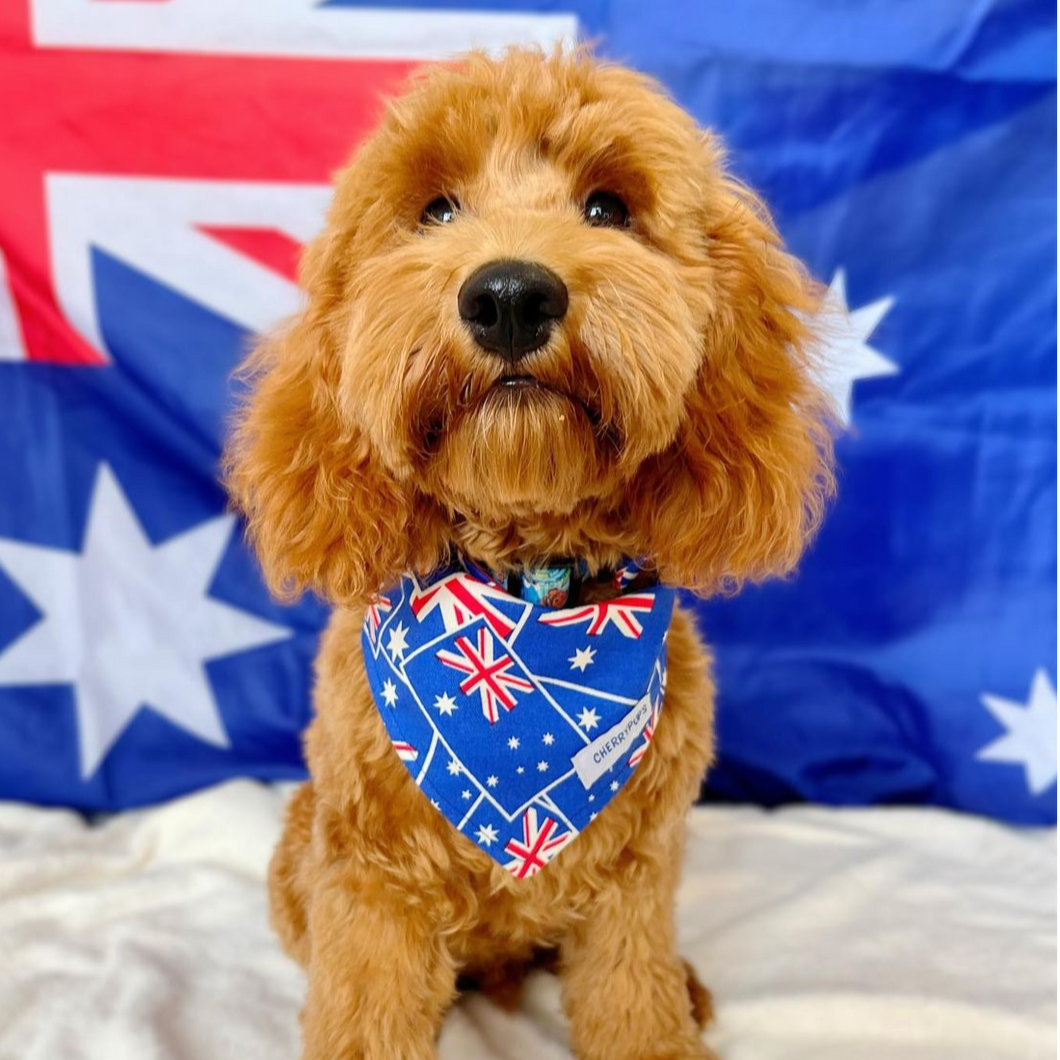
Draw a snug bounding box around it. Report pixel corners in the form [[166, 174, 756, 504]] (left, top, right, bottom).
[[461, 554, 652, 609], [362, 562, 674, 878]]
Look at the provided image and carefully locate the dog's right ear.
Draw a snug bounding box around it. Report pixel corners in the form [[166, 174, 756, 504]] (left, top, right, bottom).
[[224, 234, 439, 606]]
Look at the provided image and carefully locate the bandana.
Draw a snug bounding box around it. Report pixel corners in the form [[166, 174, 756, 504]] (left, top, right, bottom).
[[362, 561, 675, 879]]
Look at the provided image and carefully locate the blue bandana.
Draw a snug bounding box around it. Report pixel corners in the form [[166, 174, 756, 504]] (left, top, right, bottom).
[[362, 563, 675, 878]]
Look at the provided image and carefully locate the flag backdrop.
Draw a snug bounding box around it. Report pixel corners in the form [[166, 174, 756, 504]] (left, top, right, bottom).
[[0, 1, 1054, 824]]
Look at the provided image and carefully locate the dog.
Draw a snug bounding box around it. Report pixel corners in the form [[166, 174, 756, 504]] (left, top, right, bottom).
[[225, 46, 833, 1060]]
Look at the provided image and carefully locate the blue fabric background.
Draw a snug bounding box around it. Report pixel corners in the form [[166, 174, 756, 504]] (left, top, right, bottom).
[[0, 1, 1054, 823]]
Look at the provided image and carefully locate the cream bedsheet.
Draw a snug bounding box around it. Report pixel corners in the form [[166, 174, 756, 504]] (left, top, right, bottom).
[[0, 780, 1054, 1060]]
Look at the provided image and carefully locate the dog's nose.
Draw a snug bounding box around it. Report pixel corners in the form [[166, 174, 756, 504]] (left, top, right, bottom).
[[458, 260, 568, 361]]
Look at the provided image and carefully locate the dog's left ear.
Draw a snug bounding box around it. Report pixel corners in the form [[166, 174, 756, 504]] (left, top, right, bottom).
[[630, 165, 835, 594], [223, 228, 445, 607]]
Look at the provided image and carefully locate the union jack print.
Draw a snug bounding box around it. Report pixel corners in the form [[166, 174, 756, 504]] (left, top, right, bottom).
[[436, 627, 534, 724], [537, 594, 655, 639], [503, 808, 574, 879], [628, 699, 661, 768], [366, 566, 676, 874], [365, 594, 393, 645], [411, 572, 518, 638]]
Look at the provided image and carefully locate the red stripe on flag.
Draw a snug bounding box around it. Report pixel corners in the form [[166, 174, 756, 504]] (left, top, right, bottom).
[[0, 5, 415, 362], [197, 226, 303, 282]]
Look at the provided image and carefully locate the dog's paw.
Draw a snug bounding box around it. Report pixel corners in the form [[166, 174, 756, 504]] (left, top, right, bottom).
[[644, 1039, 720, 1060]]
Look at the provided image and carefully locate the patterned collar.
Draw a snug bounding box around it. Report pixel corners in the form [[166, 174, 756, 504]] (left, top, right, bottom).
[[460, 553, 653, 609], [362, 560, 674, 878]]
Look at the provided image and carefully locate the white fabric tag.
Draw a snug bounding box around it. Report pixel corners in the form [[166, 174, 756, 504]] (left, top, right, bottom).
[[571, 695, 654, 790]]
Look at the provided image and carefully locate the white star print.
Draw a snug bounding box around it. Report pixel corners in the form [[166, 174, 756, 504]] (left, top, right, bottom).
[[447, 758, 461, 776], [386, 621, 409, 661], [610, 781, 620, 792], [508, 736, 520, 750], [0, 464, 290, 778], [542, 732, 554, 746], [569, 645, 596, 672], [588, 794, 595, 802], [978, 670, 1057, 795], [516, 766, 525, 774], [486, 775, 499, 788], [433, 692, 458, 717], [430, 799, 440, 810], [381, 679, 398, 707], [475, 824, 499, 846], [537, 760, 549, 772], [461, 789, 472, 800], [817, 268, 897, 427], [577, 708, 601, 731]]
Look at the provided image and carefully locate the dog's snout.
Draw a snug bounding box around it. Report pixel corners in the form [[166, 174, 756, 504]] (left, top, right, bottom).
[[458, 260, 568, 361]]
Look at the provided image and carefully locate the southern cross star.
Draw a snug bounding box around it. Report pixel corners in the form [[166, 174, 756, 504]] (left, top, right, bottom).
[[817, 268, 897, 427]]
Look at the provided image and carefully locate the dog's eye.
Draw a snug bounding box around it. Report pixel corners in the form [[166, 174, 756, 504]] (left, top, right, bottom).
[[584, 191, 629, 229], [421, 197, 459, 227]]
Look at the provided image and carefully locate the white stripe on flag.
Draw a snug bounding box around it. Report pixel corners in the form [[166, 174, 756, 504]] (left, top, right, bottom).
[[32, 0, 579, 61]]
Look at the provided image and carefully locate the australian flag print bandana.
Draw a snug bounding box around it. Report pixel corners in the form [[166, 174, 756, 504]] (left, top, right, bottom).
[[361, 563, 675, 879]]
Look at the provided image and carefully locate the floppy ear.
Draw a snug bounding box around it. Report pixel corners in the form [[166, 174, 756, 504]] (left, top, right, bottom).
[[630, 176, 835, 594], [224, 233, 442, 605]]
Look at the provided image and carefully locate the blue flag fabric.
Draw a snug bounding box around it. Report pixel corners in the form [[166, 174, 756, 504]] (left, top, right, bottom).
[[0, 2, 1054, 824], [361, 567, 674, 876]]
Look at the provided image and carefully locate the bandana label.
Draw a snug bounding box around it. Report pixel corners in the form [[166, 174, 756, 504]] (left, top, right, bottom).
[[571, 694, 655, 790], [362, 567, 674, 879]]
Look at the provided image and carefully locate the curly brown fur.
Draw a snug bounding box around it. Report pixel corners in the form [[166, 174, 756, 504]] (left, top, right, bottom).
[[227, 47, 833, 1060]]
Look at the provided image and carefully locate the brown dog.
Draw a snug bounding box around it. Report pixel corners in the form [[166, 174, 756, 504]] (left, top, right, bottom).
[[226, 46, 833, 1060]]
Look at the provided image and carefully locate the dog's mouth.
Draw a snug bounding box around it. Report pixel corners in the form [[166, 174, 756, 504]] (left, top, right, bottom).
[[488, 374, 600, 422], [490, 373, 561, 397], [415, 368, 617, 462]]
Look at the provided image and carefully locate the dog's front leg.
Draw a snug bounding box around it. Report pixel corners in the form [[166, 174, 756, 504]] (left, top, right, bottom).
[[301, 871, 456, 1060], [560, 848, 716, 1060]]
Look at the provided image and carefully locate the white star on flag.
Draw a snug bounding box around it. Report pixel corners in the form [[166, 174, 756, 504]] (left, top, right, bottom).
[[508, 736, 520, 750], [433, 692, 458, 717], [475, 824, 498, 846], [386, 622, 409, 661], [447, 758, 461, 776], [577, 708, 601, 731], [486, 775, 499, 788], [817, 268, 897, 427], [381, 679, 398, 707], [569, 646, 596, 672], [977, 670, 1057, 795], [0, 464, 290, 777], [542, 732, 554, 746]]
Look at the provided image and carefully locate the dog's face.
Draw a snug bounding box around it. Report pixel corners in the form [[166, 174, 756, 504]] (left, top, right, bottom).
[[337, 57, 713, 516], [226, 50, 833, 604]]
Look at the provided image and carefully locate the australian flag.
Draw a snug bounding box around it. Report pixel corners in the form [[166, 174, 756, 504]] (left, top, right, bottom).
[[0, 2, 1054, 826]]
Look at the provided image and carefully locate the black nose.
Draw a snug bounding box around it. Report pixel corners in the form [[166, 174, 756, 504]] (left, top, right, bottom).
[[458, 260, 568, 361]]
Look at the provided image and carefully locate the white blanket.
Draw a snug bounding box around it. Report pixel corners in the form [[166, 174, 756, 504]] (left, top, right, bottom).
[[0, 781, 1054, 1060]]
